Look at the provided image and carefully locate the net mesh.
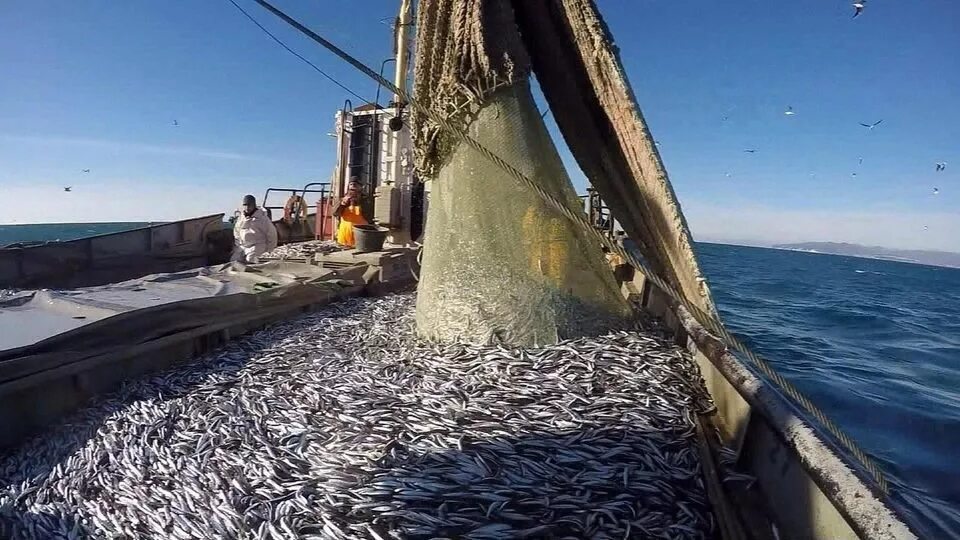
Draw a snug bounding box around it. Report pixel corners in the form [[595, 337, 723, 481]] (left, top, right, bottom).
[[413, 0, 716, 344], [415, 82, 633, 345], [512, 0, 717, 316]]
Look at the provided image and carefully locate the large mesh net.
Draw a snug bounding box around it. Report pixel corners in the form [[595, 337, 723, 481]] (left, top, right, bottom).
[[413, 0, 717, 344], [415, 82, 633, 345]]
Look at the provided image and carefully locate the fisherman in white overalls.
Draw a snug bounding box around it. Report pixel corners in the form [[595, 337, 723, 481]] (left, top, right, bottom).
[[232, 194, 278, 264]]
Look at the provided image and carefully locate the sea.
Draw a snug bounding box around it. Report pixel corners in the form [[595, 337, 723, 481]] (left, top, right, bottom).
[[0, 222, 156, 247], [696, 242, 960, 539], [1, 224, 958, 537]]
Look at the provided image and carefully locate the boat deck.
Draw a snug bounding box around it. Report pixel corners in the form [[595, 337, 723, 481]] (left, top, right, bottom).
[[0, 293, 717, 539]]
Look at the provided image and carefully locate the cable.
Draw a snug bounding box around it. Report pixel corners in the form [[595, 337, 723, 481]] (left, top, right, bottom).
[[247, 0, 890, 495], [225, 0, 369, 104]]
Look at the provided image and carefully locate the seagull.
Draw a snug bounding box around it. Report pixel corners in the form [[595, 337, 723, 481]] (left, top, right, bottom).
[[859, 119, 883, 130], [173, 119, 179, 127], [64, 186, 72, 192], [655, 140, 662, 148], [923, 225, 929, 231], [853, 1, 866, 18], [721, 105, 737, 122], [858, 157, 864, 165], [935, 161, 947, 172], [81, 169, 90, 173], [784, 106, 796, 116], [933, 187, 939, 195], [851, 172, 858, 178]]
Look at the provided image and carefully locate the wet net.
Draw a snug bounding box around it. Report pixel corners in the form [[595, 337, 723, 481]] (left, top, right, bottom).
[[412, 0, 714, 345]]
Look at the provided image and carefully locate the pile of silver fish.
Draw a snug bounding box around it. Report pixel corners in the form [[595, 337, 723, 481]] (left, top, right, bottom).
[[262, 240, 342, 261], [1, 293, 716, 539]]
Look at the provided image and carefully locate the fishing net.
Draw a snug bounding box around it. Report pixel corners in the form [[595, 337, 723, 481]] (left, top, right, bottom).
[[414, 81, 632, 345], [413, 0, 716, 345], [511, 0, 717, 317]]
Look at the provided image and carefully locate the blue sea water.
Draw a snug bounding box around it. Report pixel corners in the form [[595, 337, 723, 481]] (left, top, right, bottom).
[[2, 224, 957, 535], [696, 242, 960, 539], [0, 222, 155, 247]]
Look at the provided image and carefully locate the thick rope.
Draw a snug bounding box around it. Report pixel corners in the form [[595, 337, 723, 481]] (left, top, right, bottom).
[[246, 0, 889, 495]]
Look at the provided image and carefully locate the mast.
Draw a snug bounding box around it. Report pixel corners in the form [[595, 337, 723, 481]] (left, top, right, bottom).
[[380, 0, 415, 245], [393, 0, 413, 104]]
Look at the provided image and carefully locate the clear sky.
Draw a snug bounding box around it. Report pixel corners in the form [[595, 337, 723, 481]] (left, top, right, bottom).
[[1, 0, 957, 251]]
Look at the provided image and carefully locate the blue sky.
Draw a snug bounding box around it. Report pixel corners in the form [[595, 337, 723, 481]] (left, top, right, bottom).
[[1, 0, 957, 250]]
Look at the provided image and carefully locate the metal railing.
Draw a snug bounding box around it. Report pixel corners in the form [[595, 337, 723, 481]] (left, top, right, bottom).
[[579, 188, 617, 238], [261, 184, 330, 222]]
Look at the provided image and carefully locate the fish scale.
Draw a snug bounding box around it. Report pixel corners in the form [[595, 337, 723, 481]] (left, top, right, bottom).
[[1, 293, 724, 539]]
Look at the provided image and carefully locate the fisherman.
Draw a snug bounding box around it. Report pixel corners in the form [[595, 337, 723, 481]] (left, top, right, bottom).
[[232, 194, 278, 264], [334, 179, 368, 247]]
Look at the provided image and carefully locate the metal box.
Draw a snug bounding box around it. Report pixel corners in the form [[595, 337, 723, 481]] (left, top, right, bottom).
[[373, 185, 400, 228]]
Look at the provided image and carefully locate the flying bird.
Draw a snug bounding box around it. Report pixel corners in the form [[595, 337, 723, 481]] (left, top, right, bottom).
[[935, 161, 947, 172], [784, 106, 796, 116], [63, 186, 72, 192], [173, 119, 179, 127], [852, 1, 866, 18], [858, 157, 864, 165], [743, 149, 757, 153], [851, 172, 858, 178], [933, 187, 939, 195], [859, 120, 883, 130], [720, 105, 736, 122], [724, 172, 733, 178], [81, 169, 90, 173], [923, 225, 929, 231]]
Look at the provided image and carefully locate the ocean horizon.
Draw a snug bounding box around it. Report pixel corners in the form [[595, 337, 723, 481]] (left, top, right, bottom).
[[4, 221, 958, 269], [0, 222, 158, 247]]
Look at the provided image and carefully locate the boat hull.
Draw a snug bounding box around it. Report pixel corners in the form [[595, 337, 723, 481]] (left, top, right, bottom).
[[0, 246, 916, 539], [0, 214, 229, 290]]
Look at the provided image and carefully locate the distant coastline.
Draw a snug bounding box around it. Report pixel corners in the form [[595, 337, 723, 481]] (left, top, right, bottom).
[[770, 242, 960, 270]]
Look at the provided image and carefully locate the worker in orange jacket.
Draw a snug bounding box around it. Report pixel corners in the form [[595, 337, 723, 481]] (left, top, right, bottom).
[[334, 179, 368, 247]]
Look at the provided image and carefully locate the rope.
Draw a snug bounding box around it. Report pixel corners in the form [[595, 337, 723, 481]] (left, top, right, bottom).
[[246, 0, 889, 495], [225, 0, 370, 105]]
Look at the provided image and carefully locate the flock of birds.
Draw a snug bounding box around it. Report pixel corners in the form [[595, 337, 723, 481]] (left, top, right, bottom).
[[62, 1, 947, 231], [724, 106, 947, 205], [847, 1, 948, 231]]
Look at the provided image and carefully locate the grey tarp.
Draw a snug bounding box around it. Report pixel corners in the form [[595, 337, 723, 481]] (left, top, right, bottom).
[[0, 261, 367, 376], [0, 261, 367, 449], [413, 0, 717, 343]]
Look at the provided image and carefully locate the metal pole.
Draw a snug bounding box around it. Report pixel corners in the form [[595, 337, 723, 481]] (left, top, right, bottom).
[[386, 0, 414, 244], [393, 0, 413, 104], [375, 58, 396, 110]]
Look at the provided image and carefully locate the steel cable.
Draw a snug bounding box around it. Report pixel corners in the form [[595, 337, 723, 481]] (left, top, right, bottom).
[[244, 0, 889, 495]]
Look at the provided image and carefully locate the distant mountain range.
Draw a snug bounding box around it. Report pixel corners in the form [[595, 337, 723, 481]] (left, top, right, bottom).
[[773, 242, 960, 269]]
